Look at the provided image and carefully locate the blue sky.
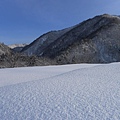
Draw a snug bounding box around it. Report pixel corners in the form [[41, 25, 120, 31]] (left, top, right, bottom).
[[0, 0, 120, 45]]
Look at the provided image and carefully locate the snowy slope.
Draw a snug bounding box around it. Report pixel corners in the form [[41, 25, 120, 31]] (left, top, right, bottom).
[[0, 63, 120, 120]]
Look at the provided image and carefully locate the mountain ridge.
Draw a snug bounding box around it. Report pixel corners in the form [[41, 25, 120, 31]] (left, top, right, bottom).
[[21, 26, 75, 56], [1, 14, 120, 68], [20, 14, 120, 64]]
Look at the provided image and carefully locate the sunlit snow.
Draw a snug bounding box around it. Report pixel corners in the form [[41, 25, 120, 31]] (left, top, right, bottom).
[[0, 63, 120, 119]]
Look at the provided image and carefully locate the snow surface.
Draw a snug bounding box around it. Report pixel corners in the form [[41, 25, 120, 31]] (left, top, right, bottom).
[[0, 64, 98, 87], [0, 63, 120, 120]]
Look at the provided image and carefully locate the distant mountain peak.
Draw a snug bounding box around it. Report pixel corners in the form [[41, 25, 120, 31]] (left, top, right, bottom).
[[8, 43, 28, 52], [8, 43, 28, 49]]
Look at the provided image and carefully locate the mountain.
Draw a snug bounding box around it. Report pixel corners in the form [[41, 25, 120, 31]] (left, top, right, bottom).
[[8, 44, 28, 52], [1, 14, 120, 68], [21, 26, 74, 56], [0, 43, 12, 55], [21, 14, 120, 64], [0, 43, 55, 68], [0, 43, 14, 68]]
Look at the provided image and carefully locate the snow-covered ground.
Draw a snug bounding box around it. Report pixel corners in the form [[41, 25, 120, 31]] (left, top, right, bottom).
[[0, 64, 98, 87], [0, 63, 120, 119]]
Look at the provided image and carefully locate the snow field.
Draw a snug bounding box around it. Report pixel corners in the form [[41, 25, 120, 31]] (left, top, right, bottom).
[[0, 63, 120, 119], [0, 64, 98, 87]]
